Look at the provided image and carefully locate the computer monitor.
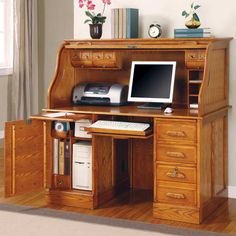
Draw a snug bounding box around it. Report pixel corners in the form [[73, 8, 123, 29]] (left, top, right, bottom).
[[128, 61, 176, 109]]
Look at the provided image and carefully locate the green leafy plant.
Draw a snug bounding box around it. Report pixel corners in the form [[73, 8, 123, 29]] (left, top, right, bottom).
[[84, 11, 106, 24], [182, 2, 201, 22]]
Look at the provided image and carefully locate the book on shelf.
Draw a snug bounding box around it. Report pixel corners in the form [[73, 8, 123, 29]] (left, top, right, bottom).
[[174, 33, 211, 38], [118, 8, 123, 38], [114, 9, 119, 38], [64, 140, 70, 176], [174, 28, 212, 38], [53, 139, 59, 175], [59, 140, 65, 175], [126, 8, 139, 38], [111, 8, 139, 39], [174, 28, 211, 34]]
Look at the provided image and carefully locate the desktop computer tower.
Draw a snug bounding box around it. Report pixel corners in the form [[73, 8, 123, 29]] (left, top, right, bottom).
[[72, 142, 92, 191]]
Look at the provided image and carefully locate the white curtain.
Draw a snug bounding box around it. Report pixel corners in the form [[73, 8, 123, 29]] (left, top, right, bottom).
[[12, 0, 38, 120]]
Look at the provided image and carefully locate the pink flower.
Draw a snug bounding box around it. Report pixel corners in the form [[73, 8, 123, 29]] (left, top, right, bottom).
[[102, 0, 111, 5], [87, 0, 95, 10], [78, 0, 84, 8]]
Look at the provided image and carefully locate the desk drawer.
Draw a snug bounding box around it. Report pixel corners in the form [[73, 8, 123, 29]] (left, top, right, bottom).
[[185, 50, 205, 69], [156, 164, 196, 184], [156, 144, 197, 164], [156, 119, 197, 143], [93, 51, 117, 68], [156, 185, 196, 207]]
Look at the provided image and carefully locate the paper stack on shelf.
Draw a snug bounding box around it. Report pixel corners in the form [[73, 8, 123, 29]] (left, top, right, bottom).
[[174, 28, 212, 38], [111, 8, 139, 39]]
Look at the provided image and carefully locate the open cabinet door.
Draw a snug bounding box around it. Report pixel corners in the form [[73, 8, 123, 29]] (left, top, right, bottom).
[[4, 119, 52, 197]]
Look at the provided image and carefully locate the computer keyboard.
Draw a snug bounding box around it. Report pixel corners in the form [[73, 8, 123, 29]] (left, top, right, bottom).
[[90, 120, 150, 131]]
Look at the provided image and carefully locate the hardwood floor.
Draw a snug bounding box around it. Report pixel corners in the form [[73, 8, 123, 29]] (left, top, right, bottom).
[[0, 147, 236, 234]]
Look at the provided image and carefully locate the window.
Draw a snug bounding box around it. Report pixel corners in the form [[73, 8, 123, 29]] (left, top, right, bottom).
[[0, 0, 13, 75]]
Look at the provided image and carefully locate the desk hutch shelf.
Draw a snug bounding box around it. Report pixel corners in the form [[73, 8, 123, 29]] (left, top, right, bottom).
[[4, 38, 232, 224]]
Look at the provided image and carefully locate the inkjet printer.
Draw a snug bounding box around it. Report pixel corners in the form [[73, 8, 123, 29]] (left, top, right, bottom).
[[72, 82, 128, 106]]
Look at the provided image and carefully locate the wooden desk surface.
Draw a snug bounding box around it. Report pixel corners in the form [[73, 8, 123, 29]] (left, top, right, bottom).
[[42, 105, 201, 120]]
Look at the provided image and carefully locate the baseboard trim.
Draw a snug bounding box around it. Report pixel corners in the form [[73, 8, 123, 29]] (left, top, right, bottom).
[[228, 186, 236, 199]]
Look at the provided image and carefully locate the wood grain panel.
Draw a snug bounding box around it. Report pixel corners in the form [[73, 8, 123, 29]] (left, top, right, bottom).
[[199, 121, 212, 204], [4, 120, 44, 196], [153, 202, 200, 224], [113, 139, 129, 190], [132, 138, 153, 190], [48, 47, 75, 108], [212, 118, 225, 195], [93, 136, 113, 196], [46, 189, 94, 209]]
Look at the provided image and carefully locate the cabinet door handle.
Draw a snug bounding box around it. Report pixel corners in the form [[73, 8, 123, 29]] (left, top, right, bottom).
[[166, 151, 185, 158], [166, 192, 185, 199], [166, 131, 186, 137], [58, 180, 64, 185]]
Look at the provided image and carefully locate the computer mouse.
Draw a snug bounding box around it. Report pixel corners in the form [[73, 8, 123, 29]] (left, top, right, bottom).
[[164, 107, 173, 114]]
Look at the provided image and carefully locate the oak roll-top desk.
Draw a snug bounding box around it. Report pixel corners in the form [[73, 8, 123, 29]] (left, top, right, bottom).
[[4, 38, 232, 224]]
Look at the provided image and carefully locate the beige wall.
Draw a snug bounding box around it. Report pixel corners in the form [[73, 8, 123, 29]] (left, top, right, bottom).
[[38, 0, 74, 110], [0, 75, 11, 131]]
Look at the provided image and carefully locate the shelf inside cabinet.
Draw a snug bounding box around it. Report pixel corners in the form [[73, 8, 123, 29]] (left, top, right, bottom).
[[51, 129, 74, 139], [72, 136, 92, 141], [189, 80, 202, 84], [189, 94, 199, 97]]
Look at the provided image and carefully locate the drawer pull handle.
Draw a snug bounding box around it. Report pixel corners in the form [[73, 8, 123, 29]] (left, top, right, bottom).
[[166, 167, 185, 179], [166, 192, 185, 199], [58, 180, 64, 185], [166, 131, 186, 137], [166, 151, 185, 158]]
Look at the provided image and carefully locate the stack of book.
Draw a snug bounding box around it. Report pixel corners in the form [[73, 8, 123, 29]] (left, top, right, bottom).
[[174, 28, 212, 38], [111, 8, 139, 39]]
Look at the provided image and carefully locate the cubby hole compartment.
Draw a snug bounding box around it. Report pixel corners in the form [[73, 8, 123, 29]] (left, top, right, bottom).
[[189, 96, 199, 105], [188, 70, 204, 83], [189, 83, 202, 96]]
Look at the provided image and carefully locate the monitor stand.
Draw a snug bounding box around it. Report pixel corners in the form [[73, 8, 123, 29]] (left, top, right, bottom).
[[137, 103, 166, 110]]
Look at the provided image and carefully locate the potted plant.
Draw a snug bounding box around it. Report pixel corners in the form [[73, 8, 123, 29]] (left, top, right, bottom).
[[79, 0, 112, 39], [182, 2, 201, 29]]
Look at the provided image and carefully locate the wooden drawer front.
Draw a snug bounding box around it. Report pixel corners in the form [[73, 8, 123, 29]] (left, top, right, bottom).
[[93, 51, 117, 68], [185, 50, 205, 68], [157, 144, 197, 164], [80, 52, 92, 60], [156, 120, 197, 143], [93, 51, 104, 60], [156, 164, 196, 184], [156, 185, 196, 207], [71, 51, 92, 67]]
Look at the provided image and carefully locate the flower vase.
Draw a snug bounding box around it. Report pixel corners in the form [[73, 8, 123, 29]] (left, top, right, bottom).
[[89, 24, 103, 39], [185, 14, 201, 29]]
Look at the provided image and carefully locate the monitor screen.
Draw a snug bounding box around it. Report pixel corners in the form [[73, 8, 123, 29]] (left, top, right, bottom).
[[128, 61, 176, 103]]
